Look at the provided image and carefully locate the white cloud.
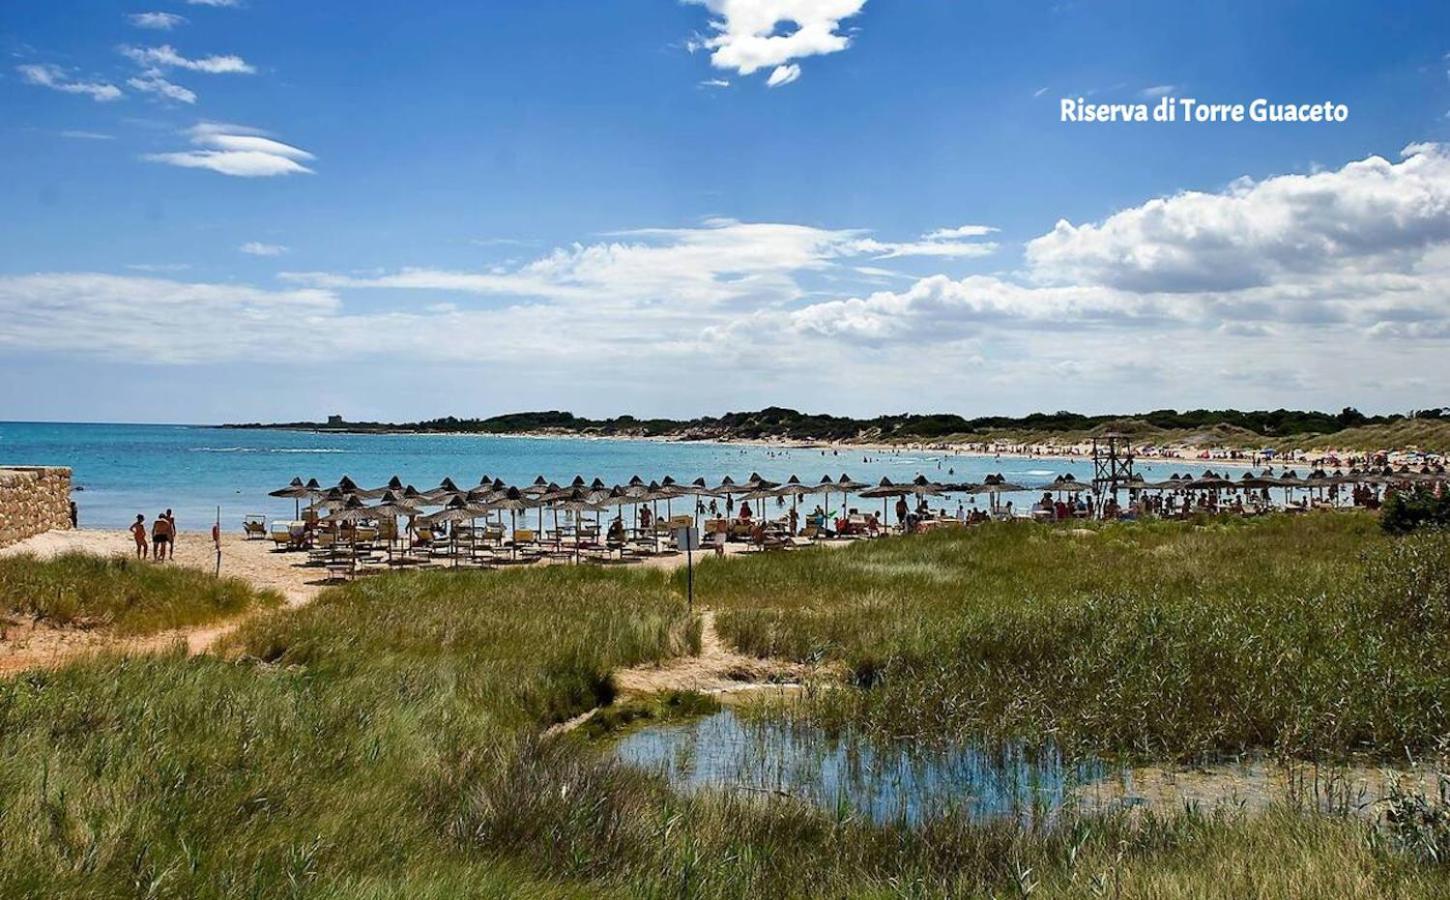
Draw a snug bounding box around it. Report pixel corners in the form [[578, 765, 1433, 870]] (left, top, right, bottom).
[[765, 63, 801, 87], [16, 64, 123, 102], [128, 71, 197, 104], [185, 0, 242, 7], [7, 144, 1449, 415], [1032, 86, 1049, 98], [240, 242, 289, 256], [59, 130, 115, 140], [120, 44, 255, 74], [129, 12, 187, 30], [1026, 143, 1450, 293], [145, 123, 316, 177], [699, 78, 732, 88], [923, 225, 999, 240], [684, 0, 867, 83], [1139, 84, 1176, 98]]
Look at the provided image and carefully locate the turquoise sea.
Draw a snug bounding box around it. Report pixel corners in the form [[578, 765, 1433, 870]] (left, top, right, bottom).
[[0, 422, 1204, 530]]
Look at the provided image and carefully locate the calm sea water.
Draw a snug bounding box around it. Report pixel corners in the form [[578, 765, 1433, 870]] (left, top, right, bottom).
[[0, 422, 1201, 530]]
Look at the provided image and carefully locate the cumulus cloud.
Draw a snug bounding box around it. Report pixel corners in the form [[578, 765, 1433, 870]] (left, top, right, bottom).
[[685, 0, 867, 84], [129, 12, 187, 29], [145, 123, 316, 177], [120, 44, 254, 74], [16, 64, 122, 102], [1026, 143, 1450, 294]]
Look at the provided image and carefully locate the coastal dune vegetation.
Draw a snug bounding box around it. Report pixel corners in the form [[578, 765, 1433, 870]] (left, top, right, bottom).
[[0, 551, 281, 636], [0, 516, 1447, 896]]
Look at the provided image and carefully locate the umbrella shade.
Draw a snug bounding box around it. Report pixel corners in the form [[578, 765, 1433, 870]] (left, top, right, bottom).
[[709, 475, 740, 494], [970, 481, 1027, 494], [859, 478, 910, 498], [359, 475, 405, 499], [1237, 472, 1279, 489], [738, 488, 779, 502], [776, 475, 817, 497], [689, 477, 717, 496], [322, 496, 374, 524], [1184, 472, 1235, 490], [1038, 475, 1092, 493], [419, 496, 486, 526], [268, 477, 310, 498], [937, 482, 981, 493], [835, 474, 869, 492], [522, 476, 551, 497], [743, 472, 780, 490], [369, 491, 422, 519], [1145, 474, 1190, 490], [334, 475, 361, 494], [1276, 470, 1310, 488], [423, 477, 463, 502], [483, 487, 541, 512], [909, 475, 943, 495]]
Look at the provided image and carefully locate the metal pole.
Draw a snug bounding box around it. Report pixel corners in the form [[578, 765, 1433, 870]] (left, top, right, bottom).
[[214, 505, 222, 578], [686, 539, 694, 613]]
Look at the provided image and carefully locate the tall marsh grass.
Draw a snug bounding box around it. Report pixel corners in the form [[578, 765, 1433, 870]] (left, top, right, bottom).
[[703, 515, 1450, 759], [0, 520, 1447, 895], [0, 551, 281, 635]]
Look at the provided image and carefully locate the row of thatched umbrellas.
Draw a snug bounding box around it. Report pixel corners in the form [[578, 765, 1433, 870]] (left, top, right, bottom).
[[270, 462, 1448, 537]]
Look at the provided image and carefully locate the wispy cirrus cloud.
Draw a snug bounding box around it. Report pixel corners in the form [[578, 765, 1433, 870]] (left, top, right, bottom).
[[129, 12, 187, 30], [684, 0, 867, 87], [240, 242, 289, 256], [145, 122, 316, 177], [119, 44, 254, 74], [16, 64, 122, 102], [128, 72, 197, 104]]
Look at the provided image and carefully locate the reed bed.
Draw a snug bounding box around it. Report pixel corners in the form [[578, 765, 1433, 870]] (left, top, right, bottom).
[[702, 515, 1450, 759]]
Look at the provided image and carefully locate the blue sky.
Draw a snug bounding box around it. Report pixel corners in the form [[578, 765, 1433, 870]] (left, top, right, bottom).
[[3, 0, 1448, 424]]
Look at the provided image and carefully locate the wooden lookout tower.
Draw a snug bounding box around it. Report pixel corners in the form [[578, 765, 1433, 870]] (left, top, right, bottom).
[[1091, 432, 1135, 497]]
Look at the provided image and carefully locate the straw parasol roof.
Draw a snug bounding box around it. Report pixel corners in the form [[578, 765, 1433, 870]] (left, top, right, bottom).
[[1039, 474, 1092, 493], [322, 496, 373, 523], [1185, 471, 1235, 490], [268, 477, 311, 499], [1237, 471, 1279, 489], [776, 475, 817, 497], [743, 472, 780, 491], [859, 477, 910, 498], [419, 495, 484, 526], [835, 473, 869, 492], [709, 475, 740, 494], [369, 490, 421, 519], [970, 473, 1027, 494], [522, 476, 552, 497], [358, 475, 405, 499], [423, 477, 463, 502], [909, 474, 943, 495]]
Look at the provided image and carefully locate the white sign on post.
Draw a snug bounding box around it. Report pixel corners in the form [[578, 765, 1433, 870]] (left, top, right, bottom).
[[674, 526, 701, 551]]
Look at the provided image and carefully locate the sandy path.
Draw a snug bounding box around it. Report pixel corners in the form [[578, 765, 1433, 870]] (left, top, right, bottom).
[[0, 530, 324, 673]]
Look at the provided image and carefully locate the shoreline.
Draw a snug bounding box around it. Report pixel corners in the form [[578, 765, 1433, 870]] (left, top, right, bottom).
[[208, 425, 1428, 471]]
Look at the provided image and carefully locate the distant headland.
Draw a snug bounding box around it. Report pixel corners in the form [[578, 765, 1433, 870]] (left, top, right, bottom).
[[221, 406, 1450, 453]]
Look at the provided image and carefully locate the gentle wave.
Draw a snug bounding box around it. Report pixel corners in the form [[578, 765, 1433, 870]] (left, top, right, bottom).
[[189, 447, 347, 454]]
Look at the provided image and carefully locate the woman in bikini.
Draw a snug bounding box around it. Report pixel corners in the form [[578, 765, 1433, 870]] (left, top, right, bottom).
[[130, 514, 148, 559]]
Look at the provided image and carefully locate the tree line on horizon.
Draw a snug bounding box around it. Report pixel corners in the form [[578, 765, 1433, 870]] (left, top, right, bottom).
[[225, 405, 1449, 441]]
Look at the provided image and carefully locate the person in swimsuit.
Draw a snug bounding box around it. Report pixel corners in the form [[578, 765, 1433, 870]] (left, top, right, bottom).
[[130, 514, 148, 559], [163, 508, 176, 560], [152, 512, 171, 561]]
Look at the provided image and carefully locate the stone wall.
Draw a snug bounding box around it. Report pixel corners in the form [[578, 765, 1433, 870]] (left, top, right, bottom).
[[0, 467, 73, 547]]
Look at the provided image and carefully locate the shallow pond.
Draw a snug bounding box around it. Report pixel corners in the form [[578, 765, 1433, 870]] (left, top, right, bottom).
[[612, 708, 1443, 825]]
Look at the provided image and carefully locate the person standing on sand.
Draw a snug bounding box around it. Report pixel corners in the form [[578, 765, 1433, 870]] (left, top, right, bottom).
[[894, 495, 908, 531], [69, 500, 78, 528], [152, 512, 171, 561], [130, 514, 148, 559], [164, 509, 177, 560]]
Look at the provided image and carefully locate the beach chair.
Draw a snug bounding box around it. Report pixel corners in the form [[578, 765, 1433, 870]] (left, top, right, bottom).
[[269, 521, 295, 550], [244, 515, 267, 540]]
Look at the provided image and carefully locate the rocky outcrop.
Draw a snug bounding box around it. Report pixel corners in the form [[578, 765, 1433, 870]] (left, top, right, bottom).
[[0, 467, 72, 547]]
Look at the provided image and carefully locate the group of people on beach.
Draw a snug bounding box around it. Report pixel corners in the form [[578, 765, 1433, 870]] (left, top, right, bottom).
[[129, 510, 177, 561]]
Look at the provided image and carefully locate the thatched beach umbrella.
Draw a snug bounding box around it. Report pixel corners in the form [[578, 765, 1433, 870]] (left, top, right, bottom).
[[269, 476, 314, 519], [484, 487, 540, 561], [420, 495, 485, 566], [859, 477, 910, 529]]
